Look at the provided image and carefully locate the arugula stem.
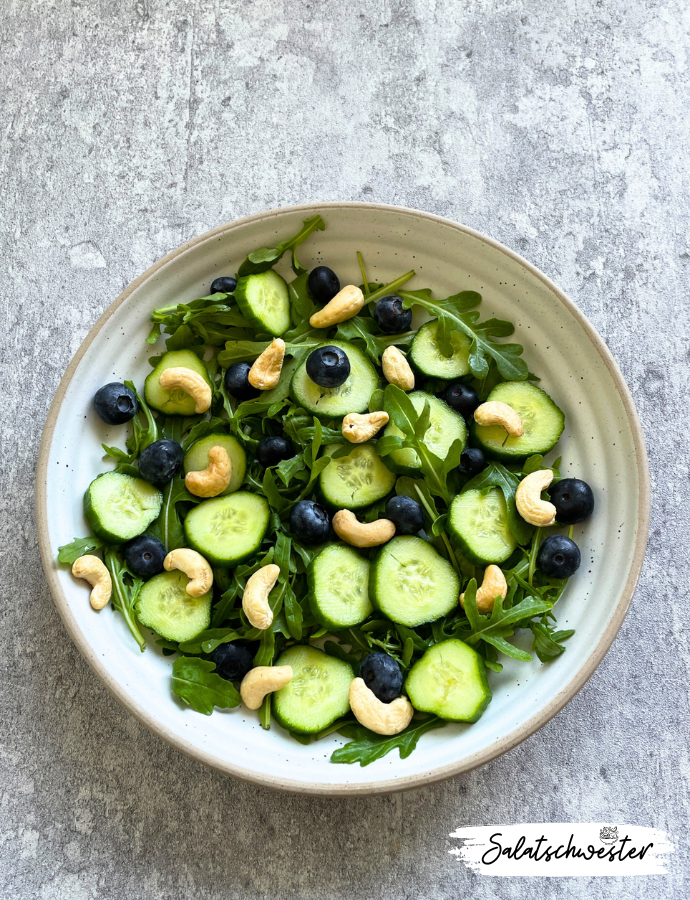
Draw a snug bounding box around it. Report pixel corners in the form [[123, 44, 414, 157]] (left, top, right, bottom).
[[104, 549, 146, 652], [568, 524, 574, 540], [528, 527, 543, 586], [259, 694, 271, 730], [412, 484, 460, 575], [357, 251, 370, 296], [366, 271, 415, 305]]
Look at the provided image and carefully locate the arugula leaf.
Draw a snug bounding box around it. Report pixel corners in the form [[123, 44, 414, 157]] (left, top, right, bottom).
[[462, 461, 534, 545], [237, 215, 325, 277], [530, 622, 575, 662], [178, 628, 242, 655], [148, 476, 199, 551], [57, 535, 103, 565], [171, 658, 241, 715], [181, 416, 227, 452], [331, 717, 446, 766], [104, 548, 146, 652], [336, 316, 415, 365]]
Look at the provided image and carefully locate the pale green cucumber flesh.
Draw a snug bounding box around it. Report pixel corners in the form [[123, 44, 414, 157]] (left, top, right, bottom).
[[272, 645, 354, 734], [183, 434, 247, 495], [448, 487, 516, 565], [383, 391, 467, 475], [137, 570, 211, 642], [308, 543, 372, 630], [183, 492, 269, 567], [410, 319, 471, 379], [84, 472, 162, 543], [405, 640, 492, 722], [235, 270, 291, 336], [472, 381, 564, 460], [290, 341, 378, 418], [144, 349, 212, 416], [319, 442, 395, 509]]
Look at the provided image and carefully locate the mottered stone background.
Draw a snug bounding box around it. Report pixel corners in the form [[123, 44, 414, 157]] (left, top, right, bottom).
[[1, 0, 687, 897]]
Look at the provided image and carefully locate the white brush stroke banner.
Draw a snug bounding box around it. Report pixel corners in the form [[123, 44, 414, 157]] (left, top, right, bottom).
[[449, 824, 674, 876]]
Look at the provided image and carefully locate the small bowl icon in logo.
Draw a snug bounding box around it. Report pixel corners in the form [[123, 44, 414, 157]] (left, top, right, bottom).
[[599, 826, 619, 845]]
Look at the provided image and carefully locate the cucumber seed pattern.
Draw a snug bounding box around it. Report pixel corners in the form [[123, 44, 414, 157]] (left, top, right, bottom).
[[210, 504, 250, 537]]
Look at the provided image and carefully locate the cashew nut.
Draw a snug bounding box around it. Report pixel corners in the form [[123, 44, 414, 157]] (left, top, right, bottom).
[[349, 678, 414, 735], [164, 549, 214, 597], [342, 411, 390, 443], [460, 564, 507, 615], [308, 285, 365, 328], [473, 401, 523, 437], [516, 469, 557, 526], [158, 367, 212, 414], [381, 346, 415, 391], [185, 446, 232, 498], [332, 509, 396, 548], [248, 338, 286, 390], [240, 665, 293, 709], [242, 563, 280, 630], [72, 555, 112, 610]]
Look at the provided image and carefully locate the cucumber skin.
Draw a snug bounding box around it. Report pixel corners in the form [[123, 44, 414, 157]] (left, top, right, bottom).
[[306, 545, 372, 632], [235, 271, 290, 336], [447, 493, 516, 566], [183, 494, 270, 567], [405, 640, 492, 723], [84, 475, 162, 543]]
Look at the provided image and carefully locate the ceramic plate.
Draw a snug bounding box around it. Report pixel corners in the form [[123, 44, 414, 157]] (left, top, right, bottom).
[[36, 202, 649, 795]]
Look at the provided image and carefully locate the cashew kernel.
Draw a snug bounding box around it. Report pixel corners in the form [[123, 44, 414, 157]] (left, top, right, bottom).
[[164, 549, 214, 597], [460, 565, 507, 615], [248, 338, 286, 390], [72, 555, 112, 610], [308, 285, 365, 328], [185, 446, 232, 498], [158, 367, 212, 414], [240, 665, 293, 710], [332, 509, 396, 548], [349, 678, 414, 735], [342, 411, 390, 443], [473, 401, 523, 437], [516, 469, 557, 527], [381, 346, 415, 391], [242, 563, 280, 630]]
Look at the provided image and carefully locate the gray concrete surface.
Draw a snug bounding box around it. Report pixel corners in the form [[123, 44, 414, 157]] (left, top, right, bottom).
[[1, 0, 688, 896]]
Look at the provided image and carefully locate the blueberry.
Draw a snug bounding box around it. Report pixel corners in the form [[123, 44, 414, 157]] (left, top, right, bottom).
[[211, 275, 237, 294], [458, 447, 486, 478], [138, 439, 184, 484], [372, 295, 412, 334], [308, 266, 340, 304], [94, 382, 138, 426], [537, 535, 581, 578], [224, 362, 261, 402], [289, 500, 331, 545], [305, 345, 351, 388], [124, 534, 167, 579], [210, 641, 254, 682], [359, 651, 404, 703], [548, 478, 595, 525], [441, 382, 480, 418], [257, 435, 295, 468], [385, 495, 425, 535]]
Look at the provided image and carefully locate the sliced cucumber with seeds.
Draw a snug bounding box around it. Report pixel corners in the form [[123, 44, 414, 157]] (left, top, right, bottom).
[[272, 645, 354, 734], [307, 543, 373, 631], [84, 472, 162, 543], [183, 492, 270, 567], [319, 442, 395, 510], [472, 381, 565, 461], [383, 391, 467, 476], [290, 340, 378, 419], [145, 349, 213, 416], [235, 270, 291, 336], [137, 569, 211, 642], [183, 434, 247, 495], [405, 640, 492, 722], [410, 320, 471, 379], [448, 487, 516, 565], [369, 535, 459, 627]]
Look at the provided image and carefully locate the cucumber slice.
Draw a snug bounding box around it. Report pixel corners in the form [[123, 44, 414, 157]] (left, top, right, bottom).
[[137, 569, 211, 642], [145, 349, 213, 416], [183, 492, 270, 567], [183, 434, 247, 495], [235, 270, 291, 336], [307, 543, 373, 631], [319, 443, 395, 510], [84, 472, 162, 543], [369, 536, 459, 627], [410, 320, 471, 379], [405, 640, 492, 722], [472, 381, 564, 461], [448, 487, 516, 565], [272, 645, 354, 734], [383, 391, 467, 476], [290, 341, 378, 419]]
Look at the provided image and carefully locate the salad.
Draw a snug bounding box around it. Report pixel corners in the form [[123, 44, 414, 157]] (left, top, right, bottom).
[[58, 215, 595, 767]]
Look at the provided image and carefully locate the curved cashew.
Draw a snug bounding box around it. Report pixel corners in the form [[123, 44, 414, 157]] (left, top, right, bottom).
[[72, 555, 112, 610], [240, 665, 293, 710], [342, 411, 390, 443], [185, 446, 232, 498], [516, 469, 557, 526], [473, 401, 523, 437], [332, 509, 396, 548], [382, 346, 415, 391], [309, 285, 365, 328], [460, 564, 507, 614], [242, 564, 280, 630], [158, 367, 212, 414], [248, 338, 286, 390], [349, 678, 414, 735], [164, 549, 214, 597]]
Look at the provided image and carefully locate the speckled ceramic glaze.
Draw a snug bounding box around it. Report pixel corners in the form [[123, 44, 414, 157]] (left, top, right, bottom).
[[36, 203, 649, 795]]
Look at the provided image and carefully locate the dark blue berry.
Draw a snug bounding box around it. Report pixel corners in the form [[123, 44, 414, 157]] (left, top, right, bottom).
[[372, 295, 412, 334], [289, 500, 331, 545], [548, 478, 595, 525], [124, 534, 167, 579], [306, 346, 351, 388], [458, 447, 486, 478], [224, 362, 261, 402], [308, 266, 340, 304], [138, 439, 184, 484], [257, 435, 294, 467], [537, 535, 581, 578], [211, 641, 254, 682], [385, 495, 425, 535], [94, 383, 138, 425], [211, 276, 237, 294], [359, 651, 404, 703], [441, 382, 480, 418]]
